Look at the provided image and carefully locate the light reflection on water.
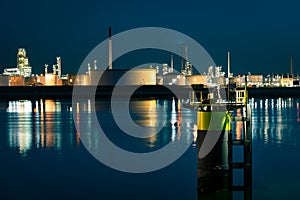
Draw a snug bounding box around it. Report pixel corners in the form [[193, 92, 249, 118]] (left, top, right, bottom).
[[250, 98, 299, 147], [0, 98, 198, 199], [3, 97, 299, 158], [3, 100, 76, 157], [249, 98, 300, 200], [73, 98, 197, 153], [1, 98, 300, 199], [2, 99, 197, 157]]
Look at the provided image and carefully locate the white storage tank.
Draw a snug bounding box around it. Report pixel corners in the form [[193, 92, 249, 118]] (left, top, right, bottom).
[[90, 69, 157, 85]]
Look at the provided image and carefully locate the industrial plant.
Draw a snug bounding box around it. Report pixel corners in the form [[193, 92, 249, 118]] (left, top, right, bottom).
[[0, 28, 299, 88], [0, 49, 67, 86]]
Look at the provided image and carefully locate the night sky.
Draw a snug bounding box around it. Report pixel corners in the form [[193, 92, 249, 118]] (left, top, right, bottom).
[[1, 0, 300, 75]]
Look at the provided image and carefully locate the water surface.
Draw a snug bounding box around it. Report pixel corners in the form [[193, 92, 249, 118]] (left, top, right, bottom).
[[0, 98, 300, 199]]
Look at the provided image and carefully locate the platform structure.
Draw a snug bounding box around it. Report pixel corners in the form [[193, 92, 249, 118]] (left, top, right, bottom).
[[229, 102, 252, 200], [187, 86, 252, 199]]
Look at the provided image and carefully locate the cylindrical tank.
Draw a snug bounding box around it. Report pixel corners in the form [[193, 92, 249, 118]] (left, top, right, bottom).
[[92, 69, 157, 85], [186, 75, 208, 85]]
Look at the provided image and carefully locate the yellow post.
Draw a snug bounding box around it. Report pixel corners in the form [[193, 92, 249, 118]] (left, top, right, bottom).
[[197, 111, 231, 131], [244, 89, 248, 106]]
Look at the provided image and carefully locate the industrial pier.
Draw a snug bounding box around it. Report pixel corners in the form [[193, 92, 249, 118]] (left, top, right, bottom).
[[186, 86, 252, 199]]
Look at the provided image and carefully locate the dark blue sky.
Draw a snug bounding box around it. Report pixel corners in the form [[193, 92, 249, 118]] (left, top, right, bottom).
[[1, 0, 300, 75]]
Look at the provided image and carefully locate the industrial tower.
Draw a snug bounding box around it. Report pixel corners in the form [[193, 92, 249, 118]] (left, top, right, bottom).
[[17, 48, 32, 77]]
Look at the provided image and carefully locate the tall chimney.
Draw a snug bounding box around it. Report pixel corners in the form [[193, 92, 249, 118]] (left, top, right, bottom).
[[56, 57, 61, 78], [52, 65, 56, 75], [170, 54, 174, 73], [94, 60, 97, 70], [290, 56, 293, 76], [108, 27, 112, 70], [44, 64, 48, 74], [227, 51, 231, 78], [88, 63, 91, 75], [184, 45, 188, 62]]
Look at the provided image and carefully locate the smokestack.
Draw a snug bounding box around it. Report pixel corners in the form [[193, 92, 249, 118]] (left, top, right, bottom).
[[56, 57, 61, 78], [290, 56, 293, 76], [94, 60, 97, 70], [52, 65, 56, 75], [108, 27, 112, 70], [44, 64, 48, 74], [184, 45, 188, 62], [170, 54, 174, 73], [181, 57, 184, 73], [181, 46, 187, 74], [88, 63, 91, 75], [227, 51, 231, 78]]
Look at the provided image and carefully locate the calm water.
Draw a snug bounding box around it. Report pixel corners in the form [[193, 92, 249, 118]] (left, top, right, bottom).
[[0, 98, 299, 199]]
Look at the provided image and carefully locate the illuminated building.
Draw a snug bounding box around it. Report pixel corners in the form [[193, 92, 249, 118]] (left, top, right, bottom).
[[160, 55, 185, 85], [232, 75, 245, 87], [248, 75, 263, 87], [163, 63, 169, 75], [0, 75, 24, 86], [1, 48, 30, 86], [36, 74, 61, 86], [9, 76, 25, 86], [185, 75, 208, 85], [17, 48, 32, 77], [75, 74, 90, 85], [51, 57, 62, 79], [34, 58, 64, 86], [77, 28, 159, 86], [280, 75, 293, 87], [3, 68, 20, 76], [162, 72, 180, 85], [45, 74, 58, 86]]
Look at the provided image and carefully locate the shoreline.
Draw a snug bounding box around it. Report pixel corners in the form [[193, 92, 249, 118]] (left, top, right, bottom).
[[1, 85, 300, 100]]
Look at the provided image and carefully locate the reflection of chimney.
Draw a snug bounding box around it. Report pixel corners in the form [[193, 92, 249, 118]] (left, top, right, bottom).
[[108, 27, 112, 70], [227, 51, 231, 78], [290, 56, 293, 76]]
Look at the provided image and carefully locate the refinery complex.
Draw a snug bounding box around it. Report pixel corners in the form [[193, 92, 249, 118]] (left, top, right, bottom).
[[0, 48, 299, 88], [0, 28, 299, 88]]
